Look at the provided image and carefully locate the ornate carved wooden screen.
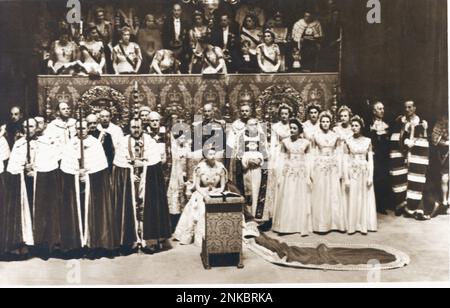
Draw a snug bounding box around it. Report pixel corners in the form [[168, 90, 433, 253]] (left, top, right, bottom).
[[38, 73, 339, 125]]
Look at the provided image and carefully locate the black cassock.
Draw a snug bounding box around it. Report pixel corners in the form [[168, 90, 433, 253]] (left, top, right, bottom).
[[111, 166, 139, 248], [61, 169, 118, 250], [369, 123, 392, 212], [2, 173, 33, 255], [33, 170, 65, 252], [142, 162, 172, 243]]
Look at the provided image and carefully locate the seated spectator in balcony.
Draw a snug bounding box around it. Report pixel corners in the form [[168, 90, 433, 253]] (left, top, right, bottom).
[[292, 11, 323, 72], [267, 12, 290, 72], [193, 36, 227, 75], [211, 12, 240, 73], [47, 22, 81, 75], [235, 41, 259, 74], [137, 14, 163, 74], [256, 29, 281, 73], [236, 0, 266, 28], [188, 10, 209, 74], [91, 6, 114, 74], [240, 14, 263, 56], [112, 26, 142, 74], [79, 23, 106, 75], [150, 49, 181, 75]]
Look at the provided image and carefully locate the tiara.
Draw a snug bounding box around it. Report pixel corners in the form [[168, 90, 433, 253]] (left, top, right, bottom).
[[337, 105, 353, 117]]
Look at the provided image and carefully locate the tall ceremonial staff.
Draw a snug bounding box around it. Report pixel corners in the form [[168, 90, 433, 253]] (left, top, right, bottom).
[[24, 85, 31, 164], [78, 102, 85, 170]]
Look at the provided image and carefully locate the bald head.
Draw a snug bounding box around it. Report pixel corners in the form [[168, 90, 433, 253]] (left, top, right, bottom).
[[10, 106, 23, 123]]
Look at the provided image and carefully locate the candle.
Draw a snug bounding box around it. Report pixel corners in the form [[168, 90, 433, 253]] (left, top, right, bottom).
[[134, 81, 138, 92], [79, 20, 83, 35]]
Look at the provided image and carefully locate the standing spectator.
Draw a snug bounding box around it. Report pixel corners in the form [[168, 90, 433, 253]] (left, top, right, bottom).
[[236, 0, 266, 28], [92, 6, 114, 74], [268, 11, 290, 72], [240, 14, 263, 56], [137, 14, 163, 74], [256, 29, 281, 73], [320, 9, 341, 72], [114, 1, 139, 41], [188, 10, 209, 74], [162, 4, 190, 73], [292, 11, 323, 72], [211, 12, 240, 73]]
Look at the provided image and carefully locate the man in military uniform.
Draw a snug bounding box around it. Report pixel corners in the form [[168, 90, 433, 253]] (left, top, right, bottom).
[[192, 103, 227, 159], [189, 103, 227, 185]]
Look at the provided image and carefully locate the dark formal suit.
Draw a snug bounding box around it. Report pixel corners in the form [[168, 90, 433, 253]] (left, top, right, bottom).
[[162, 16, 190, 72], [235, 53, 259, 74], [210, 24, 240, 73], [369, 121, 392, 213]]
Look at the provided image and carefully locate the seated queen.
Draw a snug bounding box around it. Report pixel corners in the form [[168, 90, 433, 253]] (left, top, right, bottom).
[[174, 146, 227, 247]]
